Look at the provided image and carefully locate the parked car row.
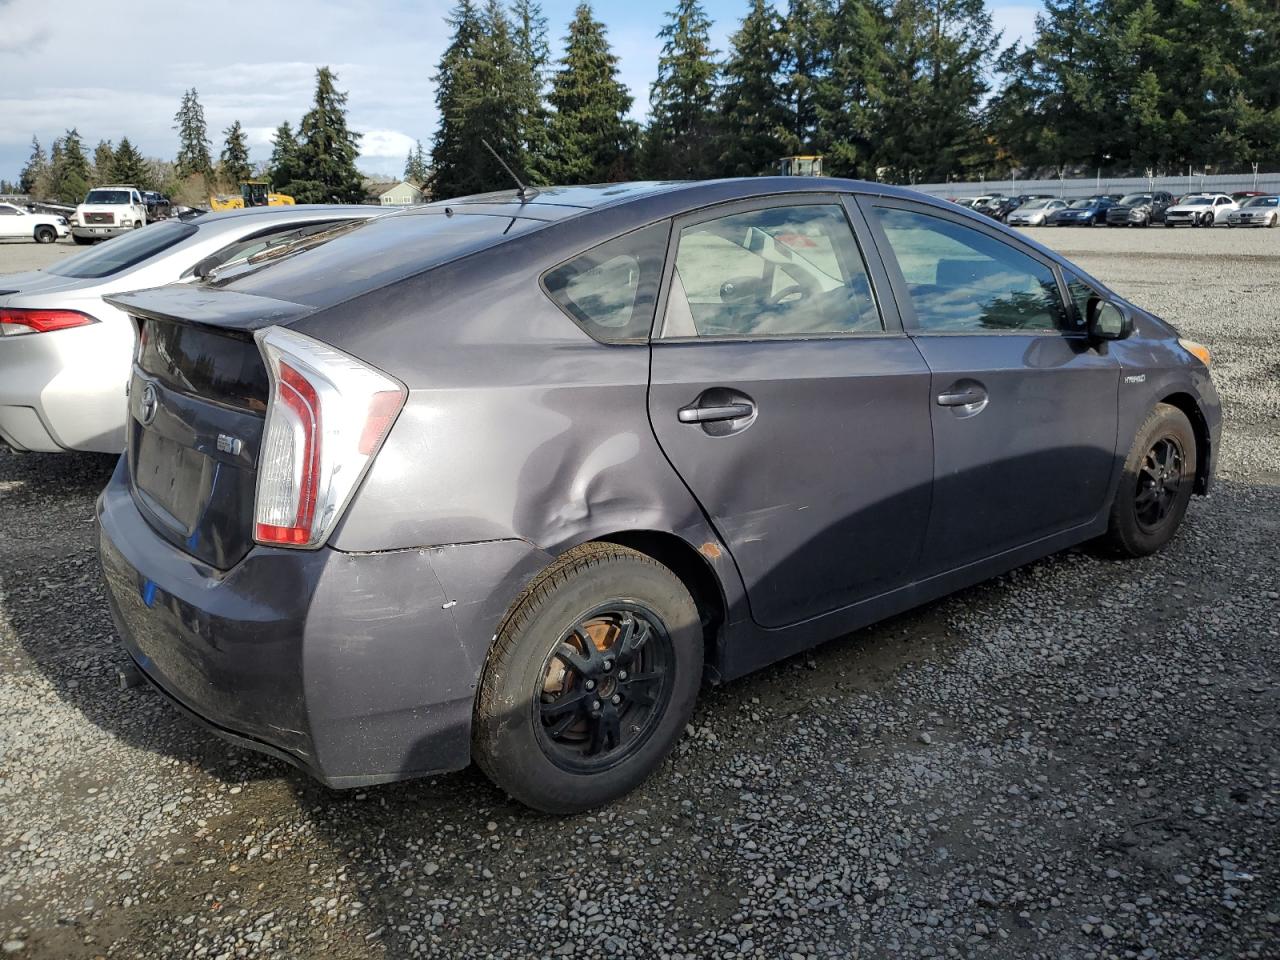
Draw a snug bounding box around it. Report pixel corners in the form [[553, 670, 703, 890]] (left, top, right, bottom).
[[0, 178, 1221, 814], [951, 190, 1279, 229]]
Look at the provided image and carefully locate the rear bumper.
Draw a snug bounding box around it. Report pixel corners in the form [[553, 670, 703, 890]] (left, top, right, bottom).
[[97, 458, 548, 787], [0, 321, 131, 453]]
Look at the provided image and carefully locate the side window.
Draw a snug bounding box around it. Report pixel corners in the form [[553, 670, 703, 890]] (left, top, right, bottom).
[[0, 206, 17, 216], [1061, 269, 1097, 332], [872, 206, 1067, 333], [542, 221, 669, 342], [663, 203, 881, 338]]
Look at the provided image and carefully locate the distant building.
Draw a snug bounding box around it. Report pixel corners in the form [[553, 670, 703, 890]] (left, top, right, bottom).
[[369, 180, 425, 206]]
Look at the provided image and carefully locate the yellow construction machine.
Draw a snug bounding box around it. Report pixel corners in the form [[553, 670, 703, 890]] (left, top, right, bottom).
[[778, 155, 825, 177], [209, 180, 295, 211]]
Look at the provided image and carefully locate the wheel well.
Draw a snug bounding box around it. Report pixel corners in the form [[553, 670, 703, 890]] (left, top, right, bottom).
[[1160, 392, 1211, 494], [593, 531, 727, 677]]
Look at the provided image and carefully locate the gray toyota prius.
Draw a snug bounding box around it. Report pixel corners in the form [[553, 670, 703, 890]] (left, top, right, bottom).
[[98, 178, 1221, 813]]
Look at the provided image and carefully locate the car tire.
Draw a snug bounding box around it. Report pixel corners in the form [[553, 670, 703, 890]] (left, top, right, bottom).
[[473, 542, 703, 814], [1102, 403, 1197, 558], [72, 235, 93, 245], [132, 221, 143, 230], [1270, 214, 1278, 229], [33, 226, 56, 244], [1199, 211, 1214, 227]]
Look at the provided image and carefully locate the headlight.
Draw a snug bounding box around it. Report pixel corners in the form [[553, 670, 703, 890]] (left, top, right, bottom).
[[1178, 339, 1211, 367], [57, 217, 67, 225]]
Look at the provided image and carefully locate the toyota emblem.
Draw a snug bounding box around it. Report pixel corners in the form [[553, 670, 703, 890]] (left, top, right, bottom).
[[139, 382, 159, 426]]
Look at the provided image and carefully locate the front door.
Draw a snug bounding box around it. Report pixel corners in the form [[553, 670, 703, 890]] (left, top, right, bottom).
[[648, 196, 934, 629], [860, 198, 1120, 575]]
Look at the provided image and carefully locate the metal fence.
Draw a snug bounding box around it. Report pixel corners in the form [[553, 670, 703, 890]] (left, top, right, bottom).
[[901, 173, 1280, 200]]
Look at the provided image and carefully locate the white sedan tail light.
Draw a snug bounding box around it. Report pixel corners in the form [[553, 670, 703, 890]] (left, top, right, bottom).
[[253, 325, 406, 549]]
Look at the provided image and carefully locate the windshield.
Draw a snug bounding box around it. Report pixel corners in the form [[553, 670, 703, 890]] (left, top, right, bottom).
[[1020, 199, 1052, 209], [1183, 197, 1212, 206], [1068, 200, 1094, 209], [1244, 196, 1279, 207], [1119, 194, 1151, 205], [85, 190, 132, 205], [48, 221, 199, 278]]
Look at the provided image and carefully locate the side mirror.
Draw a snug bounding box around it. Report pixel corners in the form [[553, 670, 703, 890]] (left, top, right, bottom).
[[1087, 297, 1132, 341]]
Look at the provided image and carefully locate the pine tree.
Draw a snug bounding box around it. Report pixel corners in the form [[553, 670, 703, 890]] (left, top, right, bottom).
[[512, 0, 553, 182], [113, 137, 151, 188], [816, 0, 889, 177], [430, 0, 487, 198], [19, 136, 48, 194], [547, 3, 637, 183], [782, 0, 831, 152], [268, 122, 304, 190], [876, 0, 994, 182], [220, 120, 253, 185], [404, 140, 430, 184], [642, 0, 720, 178], [173, 88, 213, 179], [292, 67, 365, 203], [50, 129, 92, 203], [718, 0, 791, 176], [93, 140, 116, 184]]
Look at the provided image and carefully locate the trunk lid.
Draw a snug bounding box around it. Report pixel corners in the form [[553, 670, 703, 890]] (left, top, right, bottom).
[[107, 287, 316, 569]]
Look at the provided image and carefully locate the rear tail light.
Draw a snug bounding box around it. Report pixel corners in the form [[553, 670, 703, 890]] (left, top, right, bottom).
[[0, 308, 97, 336], [253, 326, 406, 549]]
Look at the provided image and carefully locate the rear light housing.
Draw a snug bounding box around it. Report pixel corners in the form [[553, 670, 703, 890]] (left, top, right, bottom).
[[253, 325, 406, 549], [0, 308, 97, 336]]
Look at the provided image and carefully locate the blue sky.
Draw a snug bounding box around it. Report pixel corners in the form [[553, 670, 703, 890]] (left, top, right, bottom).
[[0, 0, 1043, 184]]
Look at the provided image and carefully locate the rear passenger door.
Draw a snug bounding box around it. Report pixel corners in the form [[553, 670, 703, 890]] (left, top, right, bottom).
[[860, 198, 1119, 576], [647, 195, 934, 629]]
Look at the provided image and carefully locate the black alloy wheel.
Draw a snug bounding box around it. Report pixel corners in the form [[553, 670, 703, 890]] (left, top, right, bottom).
[[534, 604, 674, 773], [1134, 437, 1185, 533], [1102, 403, 1197, 557]]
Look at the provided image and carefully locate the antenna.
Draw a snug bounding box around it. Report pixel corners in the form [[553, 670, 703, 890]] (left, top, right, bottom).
[[481, 139, 538, 202]]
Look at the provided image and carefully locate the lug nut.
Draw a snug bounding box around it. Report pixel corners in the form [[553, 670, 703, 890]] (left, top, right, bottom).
[[584, 679, 596, 690], [610, 694, 621, 705], [591, 700, 602, 711], [618, 670, 628, 681], [603, 659, 614, 672]]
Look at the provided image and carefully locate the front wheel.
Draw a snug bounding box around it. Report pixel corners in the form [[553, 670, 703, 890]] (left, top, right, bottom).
[[33, 226, 56, 244], [473, 542, 703, 814], [1270, 214, 1278, 229], [1102, 403, 1197, 557]]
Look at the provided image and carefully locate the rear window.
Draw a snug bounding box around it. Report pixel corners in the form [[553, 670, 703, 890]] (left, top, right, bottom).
[[220, 211, 537, 308], [48, 221, 199, 278], [542, 222, 670, 342]]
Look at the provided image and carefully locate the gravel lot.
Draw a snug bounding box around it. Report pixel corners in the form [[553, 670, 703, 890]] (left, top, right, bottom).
[[1, 224, 1277, 959]]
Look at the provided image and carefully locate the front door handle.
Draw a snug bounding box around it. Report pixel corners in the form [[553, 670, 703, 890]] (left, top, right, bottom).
[[936, 386, 987, 407], [678, 401, 755, 424]]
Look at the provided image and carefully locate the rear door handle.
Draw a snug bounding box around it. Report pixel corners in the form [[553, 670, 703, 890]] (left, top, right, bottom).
[[936, 387, 987, 407], [678, 401, 755, 424]]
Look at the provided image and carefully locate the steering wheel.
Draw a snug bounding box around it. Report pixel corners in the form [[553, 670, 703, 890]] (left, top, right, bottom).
[[765, 259, 821, 306], [766, 283, 805, 306]]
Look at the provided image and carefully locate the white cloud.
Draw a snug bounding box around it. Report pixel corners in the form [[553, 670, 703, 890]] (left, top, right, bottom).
[[360, 129, 419, 160]]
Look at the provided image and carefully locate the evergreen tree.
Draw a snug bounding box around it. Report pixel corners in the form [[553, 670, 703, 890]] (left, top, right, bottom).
[[430, 0, 532, 197], [93, 140, 116, 184], [782, 0, 831, 152], [113, 137, 151, 188], [404, 140, 430, 184], [268, 122, 304, 190], [718, 0, 791, 176], [642, 0, 720, 178], [220, 120, 253, 185], [292, 67, 365, 203], [547, 3, 637, 183], [50, 129, 92, 203], [19, 136, 48, 194], [173, 88, 213, 179], [512, 0, 553, 182], [876, 0, 994, 181], [816, 0, 889, 177]]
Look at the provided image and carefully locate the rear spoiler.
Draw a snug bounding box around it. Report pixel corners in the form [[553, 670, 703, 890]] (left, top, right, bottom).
[[105, 286, 316, 333]]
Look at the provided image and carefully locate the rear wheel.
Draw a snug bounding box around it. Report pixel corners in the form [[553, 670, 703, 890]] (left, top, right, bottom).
[[33, 225, 56, 244], [1102, 403, 1197, 557], [473, 543, 702, 814]]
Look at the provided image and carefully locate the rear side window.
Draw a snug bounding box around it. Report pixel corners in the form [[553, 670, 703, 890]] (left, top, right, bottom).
[[48, 221, 199, 278], [872, 207, 1067, 333], [542, 221, 669, 342]]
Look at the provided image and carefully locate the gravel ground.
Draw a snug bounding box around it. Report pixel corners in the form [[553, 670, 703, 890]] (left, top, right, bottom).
[[1, 225, 1277, 959]]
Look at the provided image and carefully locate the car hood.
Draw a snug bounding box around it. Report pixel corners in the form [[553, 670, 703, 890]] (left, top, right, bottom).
[[1166, 205, 1212, 214], [0, 270, 98, 301]]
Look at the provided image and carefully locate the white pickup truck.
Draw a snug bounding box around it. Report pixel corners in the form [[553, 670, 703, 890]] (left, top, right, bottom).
[[71, 185, 148, 244]]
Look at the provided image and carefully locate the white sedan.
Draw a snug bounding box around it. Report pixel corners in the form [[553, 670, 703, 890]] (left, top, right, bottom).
[[1226, 195, 1279, 228], [1006, 198, 1068, 227], [1163, 194, 1237, 227], [0, 202, 69, 243]]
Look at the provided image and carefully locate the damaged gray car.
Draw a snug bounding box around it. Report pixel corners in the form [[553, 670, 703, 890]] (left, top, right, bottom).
[[98, 179, 1221, 813]]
